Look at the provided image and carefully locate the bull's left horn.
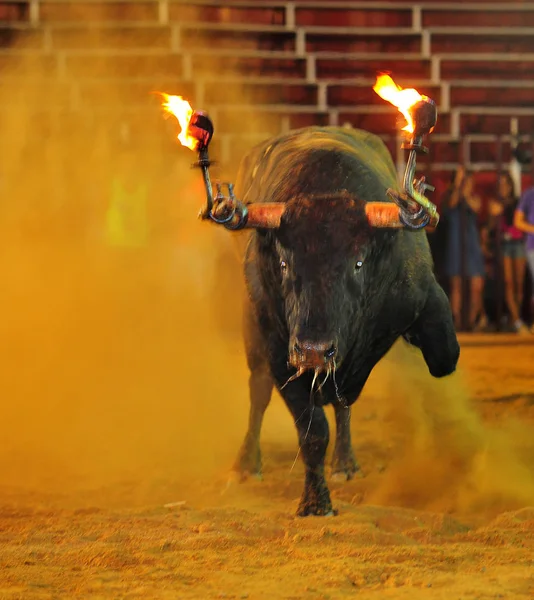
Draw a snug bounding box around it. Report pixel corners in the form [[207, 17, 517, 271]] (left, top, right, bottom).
[[365, 202, 438, 228], [365, 203, 404, 228]]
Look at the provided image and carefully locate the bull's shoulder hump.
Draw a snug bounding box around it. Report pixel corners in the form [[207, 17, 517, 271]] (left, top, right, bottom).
[[236, 126, 398, 203]]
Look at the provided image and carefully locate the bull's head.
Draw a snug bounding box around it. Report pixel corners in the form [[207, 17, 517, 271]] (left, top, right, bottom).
[[272, 191, 381, 374], [234, 135, 429, 377]]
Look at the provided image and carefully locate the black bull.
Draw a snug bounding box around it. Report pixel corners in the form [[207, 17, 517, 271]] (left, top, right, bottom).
[[228, 126, 460, 516]]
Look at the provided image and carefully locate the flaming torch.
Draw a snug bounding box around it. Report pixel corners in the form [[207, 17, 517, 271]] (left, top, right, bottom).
[[161, 93, 220, 220], [161, 93, 265, 229], [373, 74, 439, 229]]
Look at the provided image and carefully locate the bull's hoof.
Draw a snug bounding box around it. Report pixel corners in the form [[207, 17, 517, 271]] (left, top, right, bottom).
[[296, 480, 337, 517], [297, 501, 338, 517], [229, 469, 263, 483], [331, 471, 351, 483], [331, 451, 360, 482], [232, 439, 262, 481], [297, 504, 338, 517]]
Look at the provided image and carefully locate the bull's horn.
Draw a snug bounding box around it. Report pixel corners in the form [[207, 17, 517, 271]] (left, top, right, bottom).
[[243, 203, 286, 229], [365, 202, 438, 228]]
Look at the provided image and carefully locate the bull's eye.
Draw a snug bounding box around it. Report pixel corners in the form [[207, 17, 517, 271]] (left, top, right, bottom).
[[280, 260, 288, 273], [355, 259, 364, 271]]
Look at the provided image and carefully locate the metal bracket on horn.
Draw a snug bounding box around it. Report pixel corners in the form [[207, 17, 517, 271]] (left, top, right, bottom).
[[184, 111, 251, 231], [386, 98, 440, 230]]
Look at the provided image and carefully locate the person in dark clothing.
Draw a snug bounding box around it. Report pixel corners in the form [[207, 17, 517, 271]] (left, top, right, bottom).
[[441, 166, 485, 330]]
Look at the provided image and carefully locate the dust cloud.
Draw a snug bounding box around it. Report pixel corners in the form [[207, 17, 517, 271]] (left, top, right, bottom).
[[0, 2, 262, 499], [363, 341, 534, 516]]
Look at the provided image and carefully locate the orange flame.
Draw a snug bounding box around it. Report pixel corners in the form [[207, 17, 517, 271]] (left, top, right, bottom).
[[161, 93, 198, 151], [373, 74, 424, 134]]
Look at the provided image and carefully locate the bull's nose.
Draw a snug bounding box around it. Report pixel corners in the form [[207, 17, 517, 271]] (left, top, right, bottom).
[[292, 339, 338, 369]]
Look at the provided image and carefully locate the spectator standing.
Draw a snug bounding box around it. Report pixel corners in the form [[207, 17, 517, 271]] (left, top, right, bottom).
[[441, 166, 486, 331]]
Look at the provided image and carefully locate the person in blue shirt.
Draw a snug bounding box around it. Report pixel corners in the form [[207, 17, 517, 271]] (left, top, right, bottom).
[[514, 186, 534, 332]]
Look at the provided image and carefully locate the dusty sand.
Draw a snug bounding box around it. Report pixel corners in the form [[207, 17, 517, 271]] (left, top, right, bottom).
[[1, 234, 534, 600]]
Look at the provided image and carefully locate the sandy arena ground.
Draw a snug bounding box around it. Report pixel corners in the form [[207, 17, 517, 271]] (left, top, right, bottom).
[[1, 239, 534, 600]]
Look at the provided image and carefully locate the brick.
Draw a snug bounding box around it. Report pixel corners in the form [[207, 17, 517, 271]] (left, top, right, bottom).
[[337, 112, 397, 135], [428, 140, 462, 164], [0, 28, 44, 49], [459, 114, 521, 135], [316, 58, 431, 81], [0, 81, 72, 108], [336, 112, 450, 141], [288, 113, 330, 130], [169, 4, 285, 26], [451, 85, 534, 108], [180, 28, 295, 52], [0, 3, 30, 22], [205, 83, 317, 107], [39, 2, 158, 22], [441, 59, 534, 80], [433, 34, 534, 55], [328, 84, 441, 107], [307, 33, 421, 54], [192, 55, 307, 79], [0, 53, 57, 76], [296, 8, 411, 28], [471, 140, 512, 164], [431, 113, 451, 136], [78, 81, 196, 108], [51, 26, 171, 50], [213, 107, 283, 135], [424, 10, 534, 28], [65, 54, 183, 78]]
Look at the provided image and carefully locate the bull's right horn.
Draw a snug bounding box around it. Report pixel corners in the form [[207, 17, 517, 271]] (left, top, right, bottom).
[[215, 202, 286, 230], [245, 203, 286, 228]]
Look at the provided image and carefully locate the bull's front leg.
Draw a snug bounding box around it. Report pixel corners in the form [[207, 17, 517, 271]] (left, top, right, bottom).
[[284, 391, 335, 517], [403, 282, 460, 378]]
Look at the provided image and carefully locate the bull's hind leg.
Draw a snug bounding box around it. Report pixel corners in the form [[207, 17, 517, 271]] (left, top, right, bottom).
[[403, 282, 460, 377], [232, 303, 273, 480], [331, 404, 359, 481], [232, 365, 273, 479]]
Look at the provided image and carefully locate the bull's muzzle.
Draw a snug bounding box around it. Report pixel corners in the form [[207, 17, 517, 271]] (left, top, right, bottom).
[[289, 338, 338, 372]]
